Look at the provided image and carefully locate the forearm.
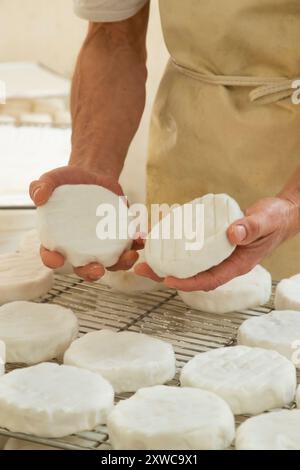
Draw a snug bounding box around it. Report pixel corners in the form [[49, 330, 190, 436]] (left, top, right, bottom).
[[70, 4, 149, 179]]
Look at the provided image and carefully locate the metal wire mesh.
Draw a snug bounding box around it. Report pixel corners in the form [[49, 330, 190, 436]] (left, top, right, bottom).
[[0, 276, 295, 450]]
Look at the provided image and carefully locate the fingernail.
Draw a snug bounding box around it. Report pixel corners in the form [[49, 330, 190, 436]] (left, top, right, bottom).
[[234, 225, 247, 242], [32, 184, 44, 200]]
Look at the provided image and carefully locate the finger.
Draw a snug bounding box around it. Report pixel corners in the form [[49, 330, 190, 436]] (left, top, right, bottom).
[[40, 246, 65, 269], [29, 180, 55, 206], [29, 166, 124, 207], [107, 250, 139, 272], [131, 236, 146, 251], [228, 211, 277, 246], [165, 247, 256, 292], [74, 263, 105, 281], [134, 263, 164, 283]]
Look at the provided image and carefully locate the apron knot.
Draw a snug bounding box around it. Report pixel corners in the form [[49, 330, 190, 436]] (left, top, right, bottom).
[[171, 59, 296, 105]]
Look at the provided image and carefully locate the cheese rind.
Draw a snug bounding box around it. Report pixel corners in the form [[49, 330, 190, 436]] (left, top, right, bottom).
[[179, 265, 271, 314], [275, 274, 300, 311], [238, 310, 300, 368], [0, 301, 78, 364], [145, 194, 243, 279], [107, 386, 235, 450], [64, 330, 176, 393], [180, 346, 296, 415], [0, 252, 53, 305], [37, 185, 132, 268], [100, 250, 161, 294], [0, 363, 114, 438], [236, 410, 300, 450]]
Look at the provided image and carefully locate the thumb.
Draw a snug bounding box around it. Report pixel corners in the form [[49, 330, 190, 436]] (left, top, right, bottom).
[[227, 212, 275, 246], [29, 179, 55, 206]]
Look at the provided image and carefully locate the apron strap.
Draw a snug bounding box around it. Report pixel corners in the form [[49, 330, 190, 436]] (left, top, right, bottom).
[[171, 59, 296, 105]]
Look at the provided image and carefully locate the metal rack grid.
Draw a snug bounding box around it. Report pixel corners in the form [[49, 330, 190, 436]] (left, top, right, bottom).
[[0, 276, 296, 450]]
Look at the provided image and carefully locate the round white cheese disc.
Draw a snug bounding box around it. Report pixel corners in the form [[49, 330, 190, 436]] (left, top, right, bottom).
[[0, 340, 5, 376], [236, 410, 300, 450], [0, 252, 53, 305], [178, 265, 271, 314], [107, 386, 235, 450], [275, 274, 300, 311], [0, 301, 78, 364], [238, 310, 300, 368], [100, 251, 161, 294], [37, 185, 132, 268], [19, 229, 73, 274], [100, 270, 161, 294], [180, 346, 296, 415], [0, 363, 114, 438], [64, 330, 176, 393], [4, 438, 60, 451], [145, 193, 243, 279]]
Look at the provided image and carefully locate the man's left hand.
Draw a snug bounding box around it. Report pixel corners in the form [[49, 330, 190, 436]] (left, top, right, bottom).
[[135, 197, 300, 292]]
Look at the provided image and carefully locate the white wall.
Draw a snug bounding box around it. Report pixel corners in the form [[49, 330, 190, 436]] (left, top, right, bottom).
[[0, 0, 169, 203]]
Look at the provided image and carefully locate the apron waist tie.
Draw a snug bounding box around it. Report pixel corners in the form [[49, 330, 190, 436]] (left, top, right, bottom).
[[171, 59, 297, 105]]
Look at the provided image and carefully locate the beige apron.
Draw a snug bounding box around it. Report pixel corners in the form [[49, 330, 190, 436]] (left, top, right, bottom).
[[147, 0, 300, 279]]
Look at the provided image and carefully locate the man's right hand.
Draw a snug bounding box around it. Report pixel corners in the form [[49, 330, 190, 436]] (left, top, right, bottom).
[[29, 166, 140, 282]]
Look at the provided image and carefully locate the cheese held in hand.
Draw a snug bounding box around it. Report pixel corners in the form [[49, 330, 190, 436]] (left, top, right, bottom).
[[145, 194, 243, 279], [37, 185, 132, 268]]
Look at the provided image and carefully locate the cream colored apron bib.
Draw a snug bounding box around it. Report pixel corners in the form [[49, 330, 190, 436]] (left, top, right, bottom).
[[147, 0, 300, 279]]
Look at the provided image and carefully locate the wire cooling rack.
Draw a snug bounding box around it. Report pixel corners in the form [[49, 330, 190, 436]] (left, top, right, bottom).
[[0, 275, 294, 450]]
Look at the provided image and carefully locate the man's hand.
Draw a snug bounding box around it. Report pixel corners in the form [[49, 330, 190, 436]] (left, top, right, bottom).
[[135, 197, 300, 292], [30, 166, 140, 282]]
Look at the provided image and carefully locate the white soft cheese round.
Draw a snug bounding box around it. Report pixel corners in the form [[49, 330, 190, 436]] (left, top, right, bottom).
[[0, 252, 53, 305], [107, 386, 235, 450], [275, 274, 300, 311], [180, 346, 296, 415], [0, 363, 114, 438], [37, 185, 132, 268], [100, 250, 161, 294], [179, 265, 271, 314], [100, 270, 161, 294], [145, 193, 243, 279], [238, 310, 300, 368], [236, 410, 300, 450], [0, 301, 78, 364], [64, 330, 176, 393], [19, 229, 73, 274]]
